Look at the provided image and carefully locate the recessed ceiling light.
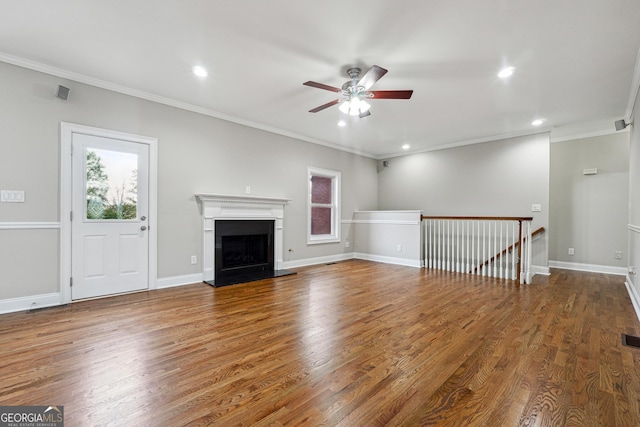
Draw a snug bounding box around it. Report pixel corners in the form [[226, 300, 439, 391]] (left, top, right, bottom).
[[337, 120, 346, 127], [531, 118, 545, 126], [498, 66, 515, 79], [192, 66, 208, 77], [402, 144, 410, 150]]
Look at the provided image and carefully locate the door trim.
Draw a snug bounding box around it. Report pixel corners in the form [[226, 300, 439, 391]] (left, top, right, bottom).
[[60, 122, 158, 304]]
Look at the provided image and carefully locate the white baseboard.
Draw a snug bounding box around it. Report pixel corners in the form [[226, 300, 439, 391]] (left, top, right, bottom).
[[156, 273, 204, 289], [281, 252, 422, 269], [625, 276, 640, 323], [281, 253, 355, 269], [354, 253, 422, 268], [530, 265, 550, 276], [0, 292, 62, 315], [549, 260, 628, 275]]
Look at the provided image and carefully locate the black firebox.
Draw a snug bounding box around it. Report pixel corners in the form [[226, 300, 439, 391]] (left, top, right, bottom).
[[215, 220, 274, 278], [207, 219, 295, 288]]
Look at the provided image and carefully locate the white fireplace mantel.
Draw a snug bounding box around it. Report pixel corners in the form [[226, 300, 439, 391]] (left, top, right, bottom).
[[195, 193, 291, 281]]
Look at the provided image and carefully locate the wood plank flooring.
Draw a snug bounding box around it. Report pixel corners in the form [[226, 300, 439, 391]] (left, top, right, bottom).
[[1, 260, 640, 426]]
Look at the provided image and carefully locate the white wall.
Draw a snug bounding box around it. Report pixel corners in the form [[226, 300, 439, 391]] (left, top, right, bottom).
[[549, 133, 629, 272], [0, 61, 378, 303], [377, 133, 550, 270], [351, 210, 423, 267], [628, 88, 640, 317]]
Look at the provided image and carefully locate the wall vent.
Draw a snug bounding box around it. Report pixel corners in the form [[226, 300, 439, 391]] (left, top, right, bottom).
[[622, 334, 640, 349]]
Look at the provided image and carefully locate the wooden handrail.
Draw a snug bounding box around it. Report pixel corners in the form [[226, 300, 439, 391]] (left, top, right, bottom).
[[422, 215, 534, 222], [474, 226, 545, 274]]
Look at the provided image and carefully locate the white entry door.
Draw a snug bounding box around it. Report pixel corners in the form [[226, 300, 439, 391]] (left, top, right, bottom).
[[71, 133, 150, 300]]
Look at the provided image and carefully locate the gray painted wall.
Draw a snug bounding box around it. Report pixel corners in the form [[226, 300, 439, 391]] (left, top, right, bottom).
[[549, 133, 629, 267], [629, 89, 640, 302], [4, 58, 634, 309], [377, 133, 550, 268], [0, 61, 378, 300]]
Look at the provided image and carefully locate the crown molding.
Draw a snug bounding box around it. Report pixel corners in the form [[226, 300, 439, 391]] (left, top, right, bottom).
[[0, 52, 378, 159]]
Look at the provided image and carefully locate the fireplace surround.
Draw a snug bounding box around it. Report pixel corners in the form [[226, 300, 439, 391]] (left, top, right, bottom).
[[195, 193, 293, 286]]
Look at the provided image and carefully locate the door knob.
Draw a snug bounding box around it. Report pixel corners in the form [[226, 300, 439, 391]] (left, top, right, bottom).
[[140, 216, 147, 221], [140, 226, 147, 231]]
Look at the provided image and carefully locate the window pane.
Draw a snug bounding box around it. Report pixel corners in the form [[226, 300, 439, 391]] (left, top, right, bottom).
[[311, 176, 332, 204], [86, 148, 138, 220], [311, 207, 332, 235]]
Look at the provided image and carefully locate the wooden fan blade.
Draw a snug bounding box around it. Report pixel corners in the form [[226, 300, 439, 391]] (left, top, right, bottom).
[[309, 99, 340, 113], [369, 90, 413, 99], [359, 110, 371, 118], [303, 81, 341, 92], [357, 65, 388, 90]]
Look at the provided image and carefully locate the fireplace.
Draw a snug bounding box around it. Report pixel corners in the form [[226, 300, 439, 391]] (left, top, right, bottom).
[[215, 220, 274, 279], [195, 193, 295, 287]]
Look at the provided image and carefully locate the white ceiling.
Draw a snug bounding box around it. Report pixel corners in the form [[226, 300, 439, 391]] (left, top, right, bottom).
[[1, 0, 640, 158]]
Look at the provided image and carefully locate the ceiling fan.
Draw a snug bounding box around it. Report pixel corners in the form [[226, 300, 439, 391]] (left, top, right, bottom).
[[303, 65, 413, 118]]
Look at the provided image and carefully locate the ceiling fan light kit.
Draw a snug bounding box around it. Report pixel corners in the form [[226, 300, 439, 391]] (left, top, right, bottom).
[[339, 97, 371, 116], [303, 65, 413, 117]]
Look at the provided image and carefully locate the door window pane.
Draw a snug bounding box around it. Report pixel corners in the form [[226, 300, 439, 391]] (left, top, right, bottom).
[[86, 148, 138, 220]]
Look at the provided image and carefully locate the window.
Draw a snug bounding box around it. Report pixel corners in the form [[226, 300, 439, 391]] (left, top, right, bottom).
[[308, 167, 341, 244], [85, 147, 138, 220]]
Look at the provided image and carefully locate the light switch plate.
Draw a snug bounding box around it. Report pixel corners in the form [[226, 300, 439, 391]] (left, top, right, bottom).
[[1, 190, 25, 203], [531, 204, 541, 212]]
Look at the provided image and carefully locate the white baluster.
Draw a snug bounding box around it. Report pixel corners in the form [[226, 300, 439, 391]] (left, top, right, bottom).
[[482, 221, 486, 276], [526, 221, 532, 284], [438, 220, 442, 271], [465, 220, 470, 274], [456, 220, 460, 272], [447, 220, 452, 271], [511, 221, 516, 280]]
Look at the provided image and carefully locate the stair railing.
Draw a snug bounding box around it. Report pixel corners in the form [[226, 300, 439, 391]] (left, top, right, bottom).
[[421, 216, 537, 284]]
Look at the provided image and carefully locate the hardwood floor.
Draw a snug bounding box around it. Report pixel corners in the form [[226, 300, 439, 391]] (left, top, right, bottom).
[[1, 260, 640, 426]]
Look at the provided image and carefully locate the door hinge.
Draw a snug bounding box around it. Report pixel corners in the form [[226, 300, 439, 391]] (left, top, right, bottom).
[[70, 211, 73, 221], [70, 277, 73, 287]]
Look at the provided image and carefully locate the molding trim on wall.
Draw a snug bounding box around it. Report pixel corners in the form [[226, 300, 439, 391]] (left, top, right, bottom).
[[342, 219, 421, 225], [0, 52, 375, 159], [0, 222, 60, 230], [629, 223, 640, 233], [550, 128, 624, 144], [625, 46, 640, 120], [625, 278, 640, 323], [531, 265, 551, 276], [156, 273, 204, 289], [549, 260, 628, 276], [0, 292, 62, 315], [354, 253, 422, 268], [281, 253, 355, 270]]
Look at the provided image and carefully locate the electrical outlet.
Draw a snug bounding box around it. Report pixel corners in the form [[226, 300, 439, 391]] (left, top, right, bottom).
[[531, 204, 541, 212], [397, 244, 402, 252], [345, 241, 350, 248], [191, 255, 197, 265], [568, 248, 575, 256], [245, 186, 251, 194], [614, 251, 623, 260]]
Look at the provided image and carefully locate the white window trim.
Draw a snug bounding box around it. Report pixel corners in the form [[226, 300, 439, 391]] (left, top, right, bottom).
[[307, 166, 341, 245]]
